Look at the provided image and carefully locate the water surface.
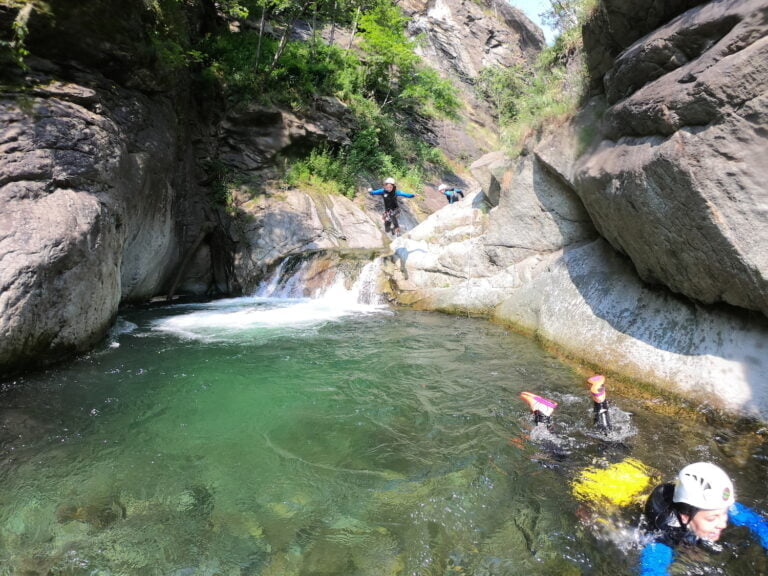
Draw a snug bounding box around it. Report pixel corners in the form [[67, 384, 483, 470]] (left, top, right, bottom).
[[0, 293, 766, 575]]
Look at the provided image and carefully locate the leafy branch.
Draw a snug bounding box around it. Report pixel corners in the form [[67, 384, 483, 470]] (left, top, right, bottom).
[[0, 0, 49, 70]]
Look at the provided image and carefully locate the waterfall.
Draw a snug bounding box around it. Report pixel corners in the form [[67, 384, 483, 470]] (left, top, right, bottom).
[[256, 259, 288, 297], [254, 252, 386, 305], [153, 254, 388, 341], [352, 260, 387, 305], [255, 258, 312, 299]]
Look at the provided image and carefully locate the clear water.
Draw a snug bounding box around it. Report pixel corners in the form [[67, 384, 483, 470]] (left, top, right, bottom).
[[1, 294, 766, 576]]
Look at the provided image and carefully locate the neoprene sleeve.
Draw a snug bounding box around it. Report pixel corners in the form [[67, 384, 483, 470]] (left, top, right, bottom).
[[369, 189, 415, 198], [638, 503, 768, 575], [729, 502, 768, 549], [639, 541, 674, 576]]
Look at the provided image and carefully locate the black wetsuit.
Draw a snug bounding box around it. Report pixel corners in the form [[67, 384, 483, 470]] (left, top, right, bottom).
[[369, 187, 415, 234], [380, 189, 400, 212], [642, 484, 692, 547], [639, 483, 768, 575]]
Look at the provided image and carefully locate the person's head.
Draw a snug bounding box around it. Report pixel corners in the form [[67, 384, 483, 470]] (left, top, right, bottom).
[[438, 184, 448, 192], [384, 177, 396, 191], [673, 462, 735, 541]]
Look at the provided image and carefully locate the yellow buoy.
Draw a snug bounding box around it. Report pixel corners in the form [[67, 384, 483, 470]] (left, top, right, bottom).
[[571, 457, 657, 510]]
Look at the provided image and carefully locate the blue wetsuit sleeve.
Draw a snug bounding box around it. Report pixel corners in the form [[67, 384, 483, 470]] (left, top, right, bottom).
[[729, 502, 768, 549], [369, 188, 384, 196], [639, 542, 674, 576], [395, 190, 415, 198]]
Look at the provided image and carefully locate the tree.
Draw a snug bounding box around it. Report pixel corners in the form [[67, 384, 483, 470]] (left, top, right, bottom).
[[358, 0, 418, 107], [539, 0, 597, 35]]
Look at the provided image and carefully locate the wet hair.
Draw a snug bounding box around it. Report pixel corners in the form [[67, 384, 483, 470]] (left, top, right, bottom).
[[673, 501, 699, 525]]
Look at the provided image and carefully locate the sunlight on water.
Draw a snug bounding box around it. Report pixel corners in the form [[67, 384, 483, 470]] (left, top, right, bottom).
[[0, 295, 766, 576], [152, 289, 388, 342]]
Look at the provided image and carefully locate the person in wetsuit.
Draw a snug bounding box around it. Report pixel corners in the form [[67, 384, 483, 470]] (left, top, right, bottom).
[[640, 461, 768, 575], [368, 177, 415, 236], [588, 374, 612, 432], [438, 183, 464, 204]]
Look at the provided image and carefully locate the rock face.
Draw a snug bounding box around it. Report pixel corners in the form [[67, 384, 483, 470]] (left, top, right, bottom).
[[405, 0, 543, 78], [217, 98, 356, 173], [0, 73, 186, 371], [576, 0, 768, 315], [385, 108, 598, 315], [582, 0, 706, 92], [0, 0, 233, 375], [382, 0, 768, 419], [232, 189, 386, 294], [403, 0, 545, 160], [493, 239, 768, 418], [384, 100, 768, 418]]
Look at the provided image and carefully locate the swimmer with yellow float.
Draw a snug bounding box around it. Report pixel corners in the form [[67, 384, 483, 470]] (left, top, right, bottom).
[[519, 375, 768, 575], [521, 375, 651, 507]]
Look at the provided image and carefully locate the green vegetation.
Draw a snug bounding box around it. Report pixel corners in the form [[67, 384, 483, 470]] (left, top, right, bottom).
[[202, 0, 459, 197], [0, 0, 455, 203], [286, 99, 448, 198], [0, 0, 48, 70], [540, 0, 599, 55], [1, 0, 598, 197], [475, 0, 598, 154]]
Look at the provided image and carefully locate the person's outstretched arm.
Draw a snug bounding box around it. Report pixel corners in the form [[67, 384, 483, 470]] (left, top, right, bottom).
[[369, 188, 384, 196], [456, 189, 464, 199], [729, 502, 768, 549], [639, 541, 674, 576], [395, 189, 415, 198]]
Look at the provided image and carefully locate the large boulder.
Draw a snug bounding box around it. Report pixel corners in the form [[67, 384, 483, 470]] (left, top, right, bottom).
[[385, 112, 596, 312], [582, 0, 706, 92], [576, 0, 768, 315], [217, 97, 356, 172], [494, 239, 768, 418], [0, 0, 218, 374], [0, 70, 184, 375]]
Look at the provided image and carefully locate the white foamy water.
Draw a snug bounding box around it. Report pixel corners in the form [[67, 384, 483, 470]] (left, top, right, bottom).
[[152, 276, 389, 342], [102, 318, 139, 349], [354, 260, 388, 305]]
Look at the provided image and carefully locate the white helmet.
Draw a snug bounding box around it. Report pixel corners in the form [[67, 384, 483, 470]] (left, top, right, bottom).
[[438, 184, 448, 191], [673, 462, 735, 510], [384, 177, 396, 185]]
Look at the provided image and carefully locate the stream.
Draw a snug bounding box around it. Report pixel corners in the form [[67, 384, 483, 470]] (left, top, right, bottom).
[[0, 277, 766, 575]]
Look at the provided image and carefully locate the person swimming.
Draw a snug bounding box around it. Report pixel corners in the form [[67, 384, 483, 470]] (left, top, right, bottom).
[[519, 391, 558, 427], [639, 462, 768, 575], [588, 374, 612, 432], [518, 381, 768, 575], [521, 375, 612, 432]]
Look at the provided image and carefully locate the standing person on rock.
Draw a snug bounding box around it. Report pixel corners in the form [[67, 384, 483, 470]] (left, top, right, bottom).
[[368, 177, 415, 236]]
